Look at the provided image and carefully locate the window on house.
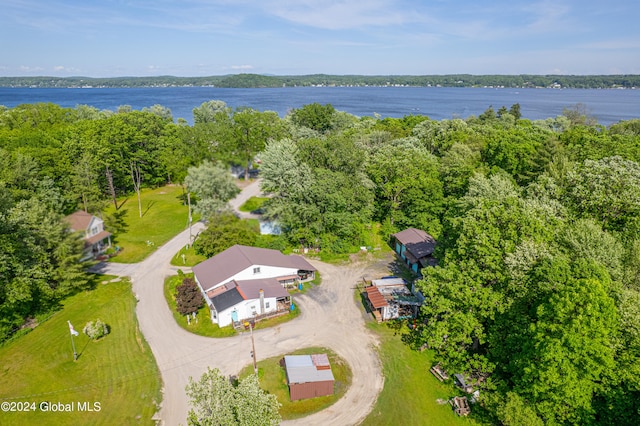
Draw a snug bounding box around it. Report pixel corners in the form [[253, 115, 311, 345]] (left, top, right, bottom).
[[253, 267, 260, 274], [91, 226, 99, 236], [265, 302, 270, 309]]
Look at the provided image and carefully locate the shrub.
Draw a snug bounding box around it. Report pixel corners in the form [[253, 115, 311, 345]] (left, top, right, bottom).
[[83, 319, 110, 340], [176, 278, 205, 316]]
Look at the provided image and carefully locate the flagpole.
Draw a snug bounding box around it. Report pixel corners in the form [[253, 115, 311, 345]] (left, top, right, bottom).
[[68, 321, 78, 361], [70, 332, 77, 361]]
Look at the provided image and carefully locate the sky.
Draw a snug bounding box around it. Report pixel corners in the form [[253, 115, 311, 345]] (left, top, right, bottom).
[[1, 0, 639, 77]]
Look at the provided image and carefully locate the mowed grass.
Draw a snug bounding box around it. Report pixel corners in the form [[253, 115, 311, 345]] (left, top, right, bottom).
[[164, 274, 236, 338], [0, 277, 161, 426], [239, 346, 352, 420], [170, 245, 206, 267], [363, 322, 480, 426], [106, 185, 193, 263]]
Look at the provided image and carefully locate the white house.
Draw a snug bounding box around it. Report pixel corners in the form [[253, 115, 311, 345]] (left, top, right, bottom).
[[208, 277, 290, 327], [192, 245, 316, 327], [64, 211, 112, 260]]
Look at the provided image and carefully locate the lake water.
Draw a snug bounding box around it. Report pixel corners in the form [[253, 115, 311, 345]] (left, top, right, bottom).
[[0, 86, 638, 126]]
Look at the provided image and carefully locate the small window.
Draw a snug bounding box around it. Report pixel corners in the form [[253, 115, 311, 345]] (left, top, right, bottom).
[[265, 302, 270, 309], [253, 267, 260, 274]]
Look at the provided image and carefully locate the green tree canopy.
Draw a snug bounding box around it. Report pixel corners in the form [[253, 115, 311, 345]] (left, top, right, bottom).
[[184, 161, 240, 219], [185, 367, 281, 426]]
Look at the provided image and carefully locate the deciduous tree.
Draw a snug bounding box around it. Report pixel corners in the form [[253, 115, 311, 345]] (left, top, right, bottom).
[[184, 161, 239, 219], [185, 367, 281, 426]]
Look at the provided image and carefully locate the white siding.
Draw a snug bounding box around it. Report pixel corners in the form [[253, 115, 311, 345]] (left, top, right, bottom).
[[216, 296, 278, 327]]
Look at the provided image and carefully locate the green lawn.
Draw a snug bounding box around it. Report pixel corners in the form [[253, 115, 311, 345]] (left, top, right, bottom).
[[238, 196, 269, 212], [170, 244, 206, 267], [163, 274, 302, 337], [164, 274, 236, 338], [0, 277, 161, 425], [106, 185, 195, 263], [239, 347, 352, 420], [363, 322, 480, 425]]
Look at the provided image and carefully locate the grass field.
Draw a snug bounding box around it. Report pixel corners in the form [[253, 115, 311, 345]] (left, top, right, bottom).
[[239, 346, 352, 420], [362, 322, 479, 426], [238, 196, 269, 212], [105, 185, 194, 263], [0, 277, 161, 426]]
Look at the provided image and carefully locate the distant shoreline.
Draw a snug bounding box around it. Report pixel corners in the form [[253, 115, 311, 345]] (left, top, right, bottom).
[[0, 73, 638, 89]]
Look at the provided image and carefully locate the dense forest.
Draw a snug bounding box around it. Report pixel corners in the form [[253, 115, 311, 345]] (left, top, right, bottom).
[[1, 73, 640, 89], [1, 99, 640, 424]]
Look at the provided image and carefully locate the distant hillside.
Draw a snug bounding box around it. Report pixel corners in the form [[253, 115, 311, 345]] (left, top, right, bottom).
[[1, 73, 639, 89]]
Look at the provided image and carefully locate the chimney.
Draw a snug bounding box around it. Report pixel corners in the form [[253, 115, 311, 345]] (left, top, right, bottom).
[[259, 289, 265, 314]]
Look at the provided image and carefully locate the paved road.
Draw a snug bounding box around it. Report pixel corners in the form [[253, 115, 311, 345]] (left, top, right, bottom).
[[95, 184, 384, 425], [229, 178, 263, 219]]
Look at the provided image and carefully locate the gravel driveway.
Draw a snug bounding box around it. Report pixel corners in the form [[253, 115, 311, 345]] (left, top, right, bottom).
[[95, 182, 385, 425]]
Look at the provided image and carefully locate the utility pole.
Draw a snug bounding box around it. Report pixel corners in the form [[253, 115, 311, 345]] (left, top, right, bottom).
[[250, 321, 257, 374], [187, 191, 193, 242]]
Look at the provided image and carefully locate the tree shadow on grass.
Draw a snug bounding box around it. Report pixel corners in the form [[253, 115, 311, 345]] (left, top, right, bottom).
[[117, 197, 128, 211], [142, 200, 156, 218]]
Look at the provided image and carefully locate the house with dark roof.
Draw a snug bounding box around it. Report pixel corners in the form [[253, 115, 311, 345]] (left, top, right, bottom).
[[284, 354, 335, 401], [392, 228, 437, 274], [192, 245, 316, 327], [64, 211, 112, 260]]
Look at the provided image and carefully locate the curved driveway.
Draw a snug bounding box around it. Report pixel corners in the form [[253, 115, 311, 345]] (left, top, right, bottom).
[[94, 182, 384, 425]]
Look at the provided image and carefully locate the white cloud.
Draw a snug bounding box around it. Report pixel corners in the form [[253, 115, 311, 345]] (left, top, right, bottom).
[[265, 0, 425, 30], [19, 65, 45, 73], [231, 65, 254, 70], [522, 1, 572, 32]]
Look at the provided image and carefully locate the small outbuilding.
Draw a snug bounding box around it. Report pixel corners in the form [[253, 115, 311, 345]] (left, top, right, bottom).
[[364, 277, 423, 322], [392, 228, 437, 274], [284, 354, 335, 401]]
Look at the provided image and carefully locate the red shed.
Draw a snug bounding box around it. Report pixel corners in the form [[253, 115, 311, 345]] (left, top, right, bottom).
[[284, 354, 335, 401]]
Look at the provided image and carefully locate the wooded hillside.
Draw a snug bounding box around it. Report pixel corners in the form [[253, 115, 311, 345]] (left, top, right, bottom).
[[1, 73, 639, 88]]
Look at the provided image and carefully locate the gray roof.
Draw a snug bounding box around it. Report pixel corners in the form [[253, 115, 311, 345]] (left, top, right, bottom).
[[393, 228, 436, 259], [284, 355, 334, 384], [210, 286, 245, 312], [454, 373, 468, 387], [236, 277, 289, 300], [193, 245, 316, 291]]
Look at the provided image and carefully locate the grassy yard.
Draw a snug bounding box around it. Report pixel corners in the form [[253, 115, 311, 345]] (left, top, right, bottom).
[[0, 277, 161, 426], [170, 244, 206, 267], [239, 347, 352, 420], [164, 274, 236, 338], [105, 185, 194, 263], [363, 322, 480, 426], [238, 196, 269, 212], [163, 274, 303, 336]]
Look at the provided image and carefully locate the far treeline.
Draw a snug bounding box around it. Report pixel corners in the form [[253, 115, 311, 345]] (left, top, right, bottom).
[[1, 73, 640, 88], [1, 100, 640, 425]]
